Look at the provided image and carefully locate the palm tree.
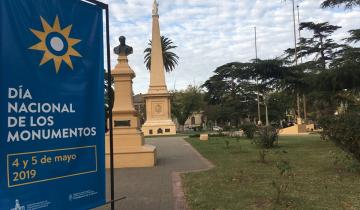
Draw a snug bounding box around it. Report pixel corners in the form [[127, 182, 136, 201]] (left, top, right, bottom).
[[144, 36, 179, 72]]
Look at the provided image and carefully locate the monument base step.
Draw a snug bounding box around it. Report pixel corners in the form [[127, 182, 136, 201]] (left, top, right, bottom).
[[279, 124, 308, 135], [105, 145, 156, 168], [141, 122, 176, 136]]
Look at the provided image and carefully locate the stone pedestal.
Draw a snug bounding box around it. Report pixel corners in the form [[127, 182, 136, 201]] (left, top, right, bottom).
[[200, 134, 209, 141], [278, 124, 307, 135], [105, 135, 156, 168], [306, 124, 315, 132], [106, 37, 156, 168], [297, 117, 303, 125], [142, 93, 176, 136]]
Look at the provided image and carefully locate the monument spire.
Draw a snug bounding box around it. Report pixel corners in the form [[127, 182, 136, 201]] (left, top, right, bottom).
[[142, 0, 176, 136], [149, 0, 167, 94], [152, 0, 158, 16]]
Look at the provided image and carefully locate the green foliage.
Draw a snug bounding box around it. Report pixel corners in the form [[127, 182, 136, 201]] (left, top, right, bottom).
[[320, 112, 360, 161], [144, 36, 179, 72], [345, 29, 360, 43], [258, 149, 268, 163], [321, 0, 360, 9], [266, 92, 295, 123], [223, 125, 232, 131], [254, 126, 278, 149], [272, 157, 294, 206], [104, 71, 114, 132], [285, 21, 342, 69], [202, 62, 259, 123], [189, 134, 200, 138], [329, 150, 360, 173], [224, 139, 230, 149], [276, 159, 292, 176], [241, 123, 257, 139], [171, 86, 204, 131], [200, 4, 360, 141], [209, 133, 226, 138]]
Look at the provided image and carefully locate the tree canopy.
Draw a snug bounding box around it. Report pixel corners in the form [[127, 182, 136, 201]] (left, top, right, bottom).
[[321, 0, 360, 9], [171, 86, 204, 131]]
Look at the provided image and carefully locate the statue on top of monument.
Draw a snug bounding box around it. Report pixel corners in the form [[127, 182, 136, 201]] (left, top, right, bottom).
[[114, 36, 133, 56], [152, 0, 159, 16]]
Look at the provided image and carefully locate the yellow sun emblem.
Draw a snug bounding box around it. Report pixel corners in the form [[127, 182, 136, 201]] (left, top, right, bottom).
[[29, 16, 81, 73]]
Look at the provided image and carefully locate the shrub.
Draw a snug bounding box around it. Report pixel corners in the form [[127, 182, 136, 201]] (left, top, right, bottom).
[[272, 158, 294, 205], [253, 126, 278, 149], [258, 149, 268, 163], [320, 112, 360, 162], [329, 150, 360, 173], [241, 123, 257, 139], [223, 125, 232, 131], [224, 139, 230, 149], [209, 133, 226, 138], [189, 134, 200, 138]]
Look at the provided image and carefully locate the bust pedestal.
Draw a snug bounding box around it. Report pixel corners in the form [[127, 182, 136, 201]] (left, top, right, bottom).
[[105, 37, 156, 168]]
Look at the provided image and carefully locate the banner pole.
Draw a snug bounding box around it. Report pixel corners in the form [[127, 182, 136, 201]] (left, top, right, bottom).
[[105, 5, 115, 210]]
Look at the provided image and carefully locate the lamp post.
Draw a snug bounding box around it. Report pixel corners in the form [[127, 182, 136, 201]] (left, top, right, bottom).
[[292, 0, 302, 124], [297, 5, 307, 122], [254, 27, 262, 125]]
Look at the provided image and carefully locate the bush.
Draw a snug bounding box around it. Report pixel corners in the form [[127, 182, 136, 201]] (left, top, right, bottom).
[[329, 150, 360, 173], [209, 133, 226, 137], [224, 139, 230, 149], [253, 126, 278, 148], [241, 123, 257, 139], [321, 113, 360, 161], [223, 125, 232, 131], [189, 134, 200, 138], [272, 158, 294, 205]]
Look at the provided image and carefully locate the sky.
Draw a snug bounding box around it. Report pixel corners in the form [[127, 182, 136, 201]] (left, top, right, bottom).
[[100, 0, 360, 94]]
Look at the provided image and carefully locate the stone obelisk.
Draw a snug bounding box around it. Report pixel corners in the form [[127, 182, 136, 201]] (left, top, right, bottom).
[[141, 0, 176, 136], [106, 36, 156, 168]]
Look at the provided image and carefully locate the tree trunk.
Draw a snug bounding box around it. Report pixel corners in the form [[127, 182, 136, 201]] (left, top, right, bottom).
[[297, 92, 301, 122], [320, 36, 326, 69], [257, 90, 261, 125], [265, 104, 269, 126], [303, 94, 307, 122], [179, 124, 185, 132]]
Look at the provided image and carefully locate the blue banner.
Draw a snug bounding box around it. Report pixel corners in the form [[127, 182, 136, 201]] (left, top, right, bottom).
[[0, 0, 105, 209]]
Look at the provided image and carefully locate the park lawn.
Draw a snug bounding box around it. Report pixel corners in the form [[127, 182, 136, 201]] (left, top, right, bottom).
[[183, 135, 360, 210]]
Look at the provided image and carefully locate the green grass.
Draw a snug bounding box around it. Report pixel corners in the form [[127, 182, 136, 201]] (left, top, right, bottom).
[[183, 136, 360, 210]]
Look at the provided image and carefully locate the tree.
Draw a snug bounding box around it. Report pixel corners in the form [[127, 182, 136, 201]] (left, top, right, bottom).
[[202, 62, 258, 126], [321, 0, 360, 9], [171, 86, 204, 132], [283, 21, 343, 121], [202, 60, 289, 126], [253, 59, 292, 125], [285, 22, 342, 69], [266, 92, 295, 126], [144, 36, 179, 72], [345, 29, 360, 43]]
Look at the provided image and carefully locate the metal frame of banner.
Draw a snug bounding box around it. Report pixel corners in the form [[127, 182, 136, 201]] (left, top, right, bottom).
[[81, 0, 116, 210]]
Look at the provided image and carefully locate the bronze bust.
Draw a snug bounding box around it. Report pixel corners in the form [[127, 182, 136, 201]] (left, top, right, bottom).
[[114, 36, 133, 56]]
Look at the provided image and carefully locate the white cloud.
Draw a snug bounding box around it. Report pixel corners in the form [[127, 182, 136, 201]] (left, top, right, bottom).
[[100, 0, 360, 94]]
